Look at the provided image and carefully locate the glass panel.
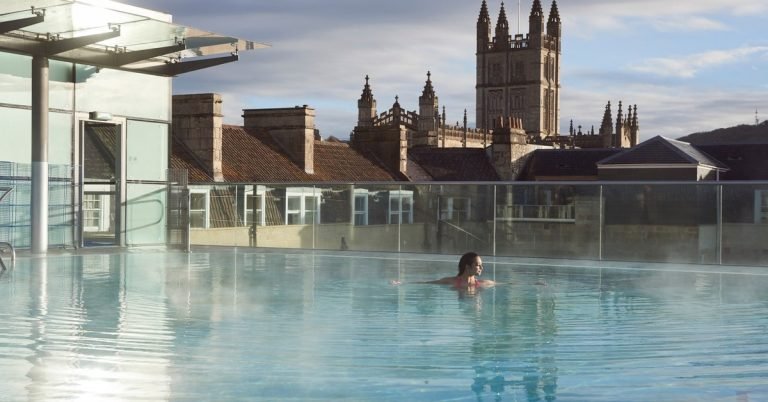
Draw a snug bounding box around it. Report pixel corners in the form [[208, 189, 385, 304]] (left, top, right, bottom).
[[76, 67, 170, 121], [50, 111, 73, 166], [125, 183, 166, 245], [722, 184, 768, 265], [48, 163, 74, 247], [190, 211, 205, 229], [314, 185, 354, 250], [0, 107, 31, 163], [495, 184, 599, 260], [0, 52, 30, 106], [287, 196, 300, 211], [0, 53, 73, 108], [353, 192, 368, 227], [49, 60, 74, 110], [602, 183, 717, 264], [190, 193, 207, 210], [189, 191, 207, 229], [420, 184, 493, 256], [82, 122, 119, 246], [402, 195, 413, 224], [127, 120, 168, 181], [304, 196, 317, 225]]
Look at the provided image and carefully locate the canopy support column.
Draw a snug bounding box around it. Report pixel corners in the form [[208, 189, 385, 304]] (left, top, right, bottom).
[[31, 55, 49, 254]]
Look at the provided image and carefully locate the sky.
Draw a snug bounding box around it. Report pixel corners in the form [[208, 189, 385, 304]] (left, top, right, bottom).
[[121, 0, 768, 142]]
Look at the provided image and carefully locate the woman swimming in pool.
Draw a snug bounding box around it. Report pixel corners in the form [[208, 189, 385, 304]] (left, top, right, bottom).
[[426, 252, 495, 288]]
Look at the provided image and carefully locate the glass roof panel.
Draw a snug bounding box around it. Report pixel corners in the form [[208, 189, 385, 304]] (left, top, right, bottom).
[[0, 0, 267, 70]]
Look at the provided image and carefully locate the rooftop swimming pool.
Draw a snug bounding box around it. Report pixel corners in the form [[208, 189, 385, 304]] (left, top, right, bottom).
[[1, 249, 767, 401]]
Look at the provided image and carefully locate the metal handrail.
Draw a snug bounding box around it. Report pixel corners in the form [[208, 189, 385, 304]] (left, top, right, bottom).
[[0, 186, 11, 203], [0, 242, 14, 270], [439, 219, 486, 243], [0, 187, 14, 270]]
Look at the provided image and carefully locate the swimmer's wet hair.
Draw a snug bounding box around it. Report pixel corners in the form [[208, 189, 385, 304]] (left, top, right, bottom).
[[458, 252, 479, 276]]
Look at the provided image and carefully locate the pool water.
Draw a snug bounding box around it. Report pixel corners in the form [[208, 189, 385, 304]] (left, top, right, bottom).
[[1, 249, 767, 401]]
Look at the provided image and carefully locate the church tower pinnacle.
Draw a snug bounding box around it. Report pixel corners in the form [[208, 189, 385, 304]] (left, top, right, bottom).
[[547, 0, 561, 45], [357, 75, 377, 128], [529, 0, 545, 47], [494, 2, 510, 49], [418, 71, 440, 139], [477, 0, 491, 52]]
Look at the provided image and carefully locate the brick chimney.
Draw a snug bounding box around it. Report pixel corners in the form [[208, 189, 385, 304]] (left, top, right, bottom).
[[492, 116, 530, 180], [172, 93, 224, 182], [351, 125, 408, 177], [242, 106, 315, 174]]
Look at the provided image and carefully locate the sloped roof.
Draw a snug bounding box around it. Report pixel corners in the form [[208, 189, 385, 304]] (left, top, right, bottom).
[[598, 135, 726, 169], [407, 147, 500, 181], [171, 125, 396, 183], [518, 148, 622, 180], [314, 140, 396, 181], [696, 143, 768, 180], [169, 138, 211, 182]]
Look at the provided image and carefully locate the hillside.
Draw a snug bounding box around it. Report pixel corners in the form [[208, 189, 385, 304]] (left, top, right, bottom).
[[677, 121, 768, 145]]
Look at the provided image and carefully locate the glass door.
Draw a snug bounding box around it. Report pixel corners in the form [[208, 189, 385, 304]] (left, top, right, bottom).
[[80, 121, 122, 246]]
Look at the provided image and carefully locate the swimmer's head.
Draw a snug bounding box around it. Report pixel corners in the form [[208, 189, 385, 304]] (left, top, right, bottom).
[[458, 252, 480, 276]]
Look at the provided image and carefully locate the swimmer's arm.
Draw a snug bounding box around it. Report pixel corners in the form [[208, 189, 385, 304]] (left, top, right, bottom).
[[422, 277, 454, 285], [390, 277, 454, 286]]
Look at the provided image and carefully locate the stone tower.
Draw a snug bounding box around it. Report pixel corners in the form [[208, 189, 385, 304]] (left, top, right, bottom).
[[476, 0, 561, 139], [357, 75, 377, 128], [417, 71, 440, 146]]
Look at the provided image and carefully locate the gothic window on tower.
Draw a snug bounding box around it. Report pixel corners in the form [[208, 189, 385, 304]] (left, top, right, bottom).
[[488, 90, 503, 128], [543, 90, 548, 132], [490, 63, 502, 84], [549, 56, 557, 82], [509, 92, 524, 111]]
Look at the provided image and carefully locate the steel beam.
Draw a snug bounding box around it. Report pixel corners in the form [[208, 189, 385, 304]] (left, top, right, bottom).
[[0, 14, 44, 34], [132, 53, 238, 76]]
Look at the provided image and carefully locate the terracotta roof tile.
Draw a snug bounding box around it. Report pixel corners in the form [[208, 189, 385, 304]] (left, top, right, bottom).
[[172, 125, 397, 183], [314, 141, 396, 181], [170, 138, 213, 182]]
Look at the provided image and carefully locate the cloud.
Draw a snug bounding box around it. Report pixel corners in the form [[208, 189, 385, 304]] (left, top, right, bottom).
[[650, 16, 728, 32], [631, 46, 768, 78], [562, 83, 767, 141], [115, 0, 768, 140]]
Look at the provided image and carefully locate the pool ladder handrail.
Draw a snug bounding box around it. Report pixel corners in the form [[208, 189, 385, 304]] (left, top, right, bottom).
[[0, 242, 15, 271], [439, 219, 486, 243], [0, 187, 13, 270]]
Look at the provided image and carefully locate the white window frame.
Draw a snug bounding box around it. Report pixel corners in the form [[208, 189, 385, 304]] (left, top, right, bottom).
[[353, 189, 369, 226], [388, 190, 414, 224], [284, 187, 322, 225], [440, 196, 471, 222], [756, 190, 768, 224], [189, 188, 210, 229], [244, 185, 266, 227], [82, 186, 112, 232]]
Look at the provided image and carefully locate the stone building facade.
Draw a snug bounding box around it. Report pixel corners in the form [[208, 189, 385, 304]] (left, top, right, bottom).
[[476, 0, 561, 139], [352, 1, 638, 152]]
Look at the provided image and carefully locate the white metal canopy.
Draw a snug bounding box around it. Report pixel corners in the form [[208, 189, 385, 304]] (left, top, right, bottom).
[[0, 0, 268, 76]]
